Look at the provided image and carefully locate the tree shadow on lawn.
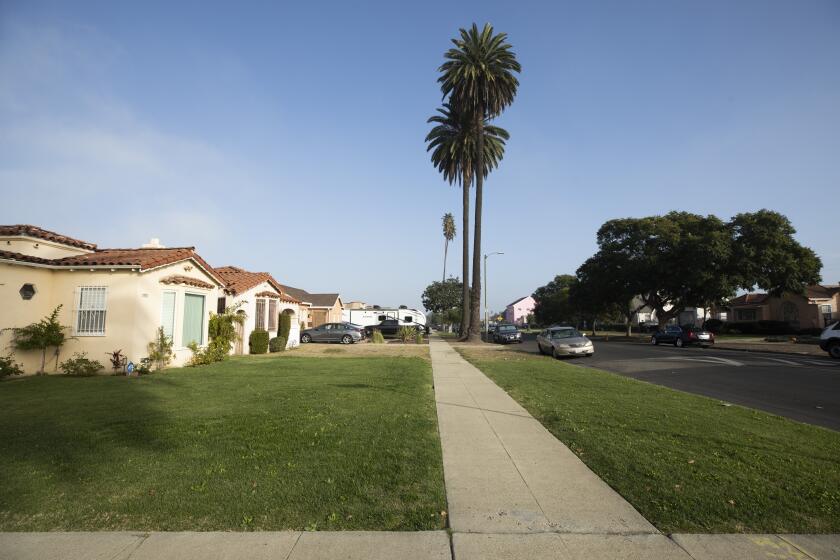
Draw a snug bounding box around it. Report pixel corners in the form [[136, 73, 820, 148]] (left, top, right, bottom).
[[0, 374, 172, 496]]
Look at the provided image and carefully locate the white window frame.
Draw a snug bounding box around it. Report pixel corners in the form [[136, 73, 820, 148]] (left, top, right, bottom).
[[268, 299, 277, 331], [255, 298, 266, 331], [74, 286, 108, 336], [161, 290, 177, 342]]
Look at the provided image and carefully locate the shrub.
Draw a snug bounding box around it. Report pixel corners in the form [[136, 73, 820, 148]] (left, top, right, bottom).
[[60, 352, 103, 377], [415, 331, 424, 344], [0, 354, 24, 378], [279, 312, 292, 341], [269, 336, 287, 352], [398, 326, 416, 343], [135, 358, 153, 375], [703, 318, 724, 333], [249, 329, 270, 354], [148, 327, 175, 370], [10, 305, 68, 374], [371, 330, 385, 344]]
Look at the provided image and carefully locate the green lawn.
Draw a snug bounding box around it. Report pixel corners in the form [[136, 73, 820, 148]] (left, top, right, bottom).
[[456, 348, 840, 534], [0, 355, 446, 531]]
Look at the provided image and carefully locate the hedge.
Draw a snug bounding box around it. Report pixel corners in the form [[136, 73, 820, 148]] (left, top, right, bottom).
[[269, 336, 287, 353], [249, 329, 269, 354]]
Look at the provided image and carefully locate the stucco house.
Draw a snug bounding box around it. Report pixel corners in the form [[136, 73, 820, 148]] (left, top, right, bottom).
[[728, 285, 839, 330], [505, 296, 535, 326], [214, 266, 304, 352], [0, 225, 225, 373], [277, 285, 343, 328]]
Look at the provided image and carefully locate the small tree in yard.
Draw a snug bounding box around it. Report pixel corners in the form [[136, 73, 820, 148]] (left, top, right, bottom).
[[10, 305, 69, 374], [148, 327, 175, 371]]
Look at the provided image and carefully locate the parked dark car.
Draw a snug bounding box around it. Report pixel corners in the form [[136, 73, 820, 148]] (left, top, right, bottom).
[[650, 325, 714, 348], [364, 319, 409, 338], [493, 324, 522, 344], [300, 322, 364, 344]]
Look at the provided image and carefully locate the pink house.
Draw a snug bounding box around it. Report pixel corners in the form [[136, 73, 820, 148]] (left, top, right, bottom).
[[504, 295, 535, 326]]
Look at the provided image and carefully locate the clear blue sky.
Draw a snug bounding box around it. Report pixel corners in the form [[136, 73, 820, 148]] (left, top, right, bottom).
[[1, 0, 838, 312]]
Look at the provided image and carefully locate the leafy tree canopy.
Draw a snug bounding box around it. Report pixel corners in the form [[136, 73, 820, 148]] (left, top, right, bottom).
[[532, 275, 576, 326], [422, 278, 463, 314]]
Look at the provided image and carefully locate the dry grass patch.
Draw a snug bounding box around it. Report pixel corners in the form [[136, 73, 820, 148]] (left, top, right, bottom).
[[283, 343, 430, 360]]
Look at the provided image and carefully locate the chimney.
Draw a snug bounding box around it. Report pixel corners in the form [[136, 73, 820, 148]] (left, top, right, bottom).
[[142, 238, 166, 248]]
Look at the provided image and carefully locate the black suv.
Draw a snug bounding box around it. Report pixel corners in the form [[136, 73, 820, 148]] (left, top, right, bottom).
[[493, 324, 522, 344]]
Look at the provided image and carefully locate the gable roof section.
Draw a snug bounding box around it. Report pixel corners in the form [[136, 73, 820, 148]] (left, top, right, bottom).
[[506, 295, 532, 308], [215, 266, 301, 303], [160, 275, 216, 289], [0, 224, 97, 250], [729, 293, 770, 306], [277, 284, 340, 308], [807, 284, 840, 299], [0, 246, 225, 286]]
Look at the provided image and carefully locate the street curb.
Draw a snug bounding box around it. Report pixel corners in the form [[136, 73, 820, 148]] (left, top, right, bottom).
[[590, 337, 830, 360]]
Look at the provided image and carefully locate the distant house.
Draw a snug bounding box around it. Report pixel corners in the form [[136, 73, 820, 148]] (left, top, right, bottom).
[[214, 266, 303, 352], [0, 225, 225, 372], [504, 296, 535, 326], [728, 285, 839, 330], [278, 285, 343, 328]]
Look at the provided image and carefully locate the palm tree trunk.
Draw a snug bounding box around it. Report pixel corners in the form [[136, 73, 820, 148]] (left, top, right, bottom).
[[443, 239, 448, 282], [459, 170, 471, 339], [467, 113, 484, 342]]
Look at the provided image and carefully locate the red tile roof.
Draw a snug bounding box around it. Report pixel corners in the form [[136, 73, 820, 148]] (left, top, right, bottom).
[[728, 293, 770, 306], [215, 266, 301, 303], [0, 245, 224, 286], [807, 284, 840, 299], [0, 225, 97, 250], [0, 249, 57, 265], [160, 275, 215, 289]]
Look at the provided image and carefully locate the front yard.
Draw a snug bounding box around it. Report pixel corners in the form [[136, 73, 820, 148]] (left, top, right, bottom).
[[0, 355, 446, 531], [456, 347, 840, 534]]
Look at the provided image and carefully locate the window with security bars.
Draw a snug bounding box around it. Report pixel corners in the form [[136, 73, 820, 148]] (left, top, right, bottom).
[[76, 286, 108, 335], [255, 299, 266, 330], [268, 300, 277, 330]]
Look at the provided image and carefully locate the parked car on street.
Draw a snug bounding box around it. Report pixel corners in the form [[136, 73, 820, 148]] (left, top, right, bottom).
[[300, 322, 364, 344], [492, 324, 522, 344], [650, 325, 714, 348], [536, 326, 594, 357], [819, 321, 840, 358]]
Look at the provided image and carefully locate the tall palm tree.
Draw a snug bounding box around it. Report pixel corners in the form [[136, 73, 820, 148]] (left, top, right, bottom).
[[426, 102, 509, 338], [441, 213, 456, 282], [439, 23, 520, 341]]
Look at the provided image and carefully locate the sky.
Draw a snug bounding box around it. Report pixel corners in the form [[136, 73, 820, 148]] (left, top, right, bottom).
[[1, 0, 838, 313]]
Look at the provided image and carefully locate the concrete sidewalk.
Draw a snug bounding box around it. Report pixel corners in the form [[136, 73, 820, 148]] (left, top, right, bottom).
[[428, 336, 840, 560]]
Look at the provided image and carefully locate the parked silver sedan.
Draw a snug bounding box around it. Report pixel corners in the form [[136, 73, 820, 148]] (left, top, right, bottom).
[[300, 322, 363, 344], [536, 327, 594, 358]]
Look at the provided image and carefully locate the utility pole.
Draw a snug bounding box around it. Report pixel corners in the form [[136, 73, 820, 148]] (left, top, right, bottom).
[[484, 252, 504, 341]]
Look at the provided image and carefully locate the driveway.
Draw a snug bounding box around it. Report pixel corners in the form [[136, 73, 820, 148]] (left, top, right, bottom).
[[511, 334, 840, 431]]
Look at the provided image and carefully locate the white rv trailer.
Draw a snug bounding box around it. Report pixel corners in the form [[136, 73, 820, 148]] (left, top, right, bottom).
[[342, 307, 427, 329]]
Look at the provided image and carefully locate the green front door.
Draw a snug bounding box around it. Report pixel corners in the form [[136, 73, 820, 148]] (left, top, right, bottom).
[[182, 293, 205, 346]]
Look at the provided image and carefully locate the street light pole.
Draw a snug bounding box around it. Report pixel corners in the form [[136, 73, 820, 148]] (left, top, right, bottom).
[[484, 251, 504, 341]]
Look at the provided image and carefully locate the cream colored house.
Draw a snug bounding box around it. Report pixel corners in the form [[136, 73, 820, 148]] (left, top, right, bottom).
[[0, 225, 225, 373], [214, 266, 303, 352]]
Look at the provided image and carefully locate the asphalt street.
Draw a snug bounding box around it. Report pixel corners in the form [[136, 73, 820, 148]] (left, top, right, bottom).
[[513, 334, 840, 431]]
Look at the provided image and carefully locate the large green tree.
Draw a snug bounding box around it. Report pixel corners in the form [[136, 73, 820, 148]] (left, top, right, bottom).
[[422, 278, 463, 332], [729, 209, 822, 295], [532, 275, 577, 326], [438, 23, 521, 341], [426, 102, 509, 337], [587, 210, 821, 327]]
